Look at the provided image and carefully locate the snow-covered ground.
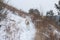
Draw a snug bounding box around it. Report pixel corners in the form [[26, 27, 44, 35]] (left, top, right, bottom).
[[0, 9, 36, 40]]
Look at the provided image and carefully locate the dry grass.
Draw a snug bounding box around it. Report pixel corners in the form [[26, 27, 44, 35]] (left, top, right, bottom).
[[29, 13, 60, 40], [0, 2, 60, 40]]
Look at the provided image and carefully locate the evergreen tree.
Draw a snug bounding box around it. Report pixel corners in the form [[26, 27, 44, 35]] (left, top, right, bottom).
[[46, 10, 54, 19], [29, 9, 34, 14], [55, 0, 60, 15], [29, 9, 40, 16], [34, 9, 40, 15], [55, 0, 60, 25]]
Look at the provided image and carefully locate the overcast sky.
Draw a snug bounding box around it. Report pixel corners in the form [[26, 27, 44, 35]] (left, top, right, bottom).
[[4, 0, 59, 15]]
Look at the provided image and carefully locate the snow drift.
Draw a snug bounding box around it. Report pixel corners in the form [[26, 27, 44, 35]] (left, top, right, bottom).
[[0, 10, 36, 40]]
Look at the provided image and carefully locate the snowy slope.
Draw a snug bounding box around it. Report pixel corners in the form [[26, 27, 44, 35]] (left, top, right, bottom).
[[0, 10, 36, 40]]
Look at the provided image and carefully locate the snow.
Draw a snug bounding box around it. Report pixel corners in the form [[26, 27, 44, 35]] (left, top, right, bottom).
[[0, 10, 36, 40]]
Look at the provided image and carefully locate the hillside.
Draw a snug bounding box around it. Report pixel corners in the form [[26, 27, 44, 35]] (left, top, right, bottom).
[[0, 1, 60, 40]]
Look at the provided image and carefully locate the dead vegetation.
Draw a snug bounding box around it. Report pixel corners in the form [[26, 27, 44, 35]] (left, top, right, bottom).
[[29, 13, 60, 40], [0, 1, 60, 40]]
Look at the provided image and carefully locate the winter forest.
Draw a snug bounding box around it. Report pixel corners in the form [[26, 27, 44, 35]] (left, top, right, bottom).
[[0, 0, 60, 40]]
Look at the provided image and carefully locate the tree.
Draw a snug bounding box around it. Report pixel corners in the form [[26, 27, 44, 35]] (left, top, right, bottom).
[[46, 10, 54, 19], [34, 9, 40, 15], [29, 9, 40, 16], [55, 0, 60, 25], [29, 9, 34, 14], [55, 0, 60, 15]]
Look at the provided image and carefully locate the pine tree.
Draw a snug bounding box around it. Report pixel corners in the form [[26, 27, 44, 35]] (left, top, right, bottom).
[[46, 10, 54, 20], [55, 0, 60, 15], [29, 9, 40, 16], [55, 0, 60, 25]]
